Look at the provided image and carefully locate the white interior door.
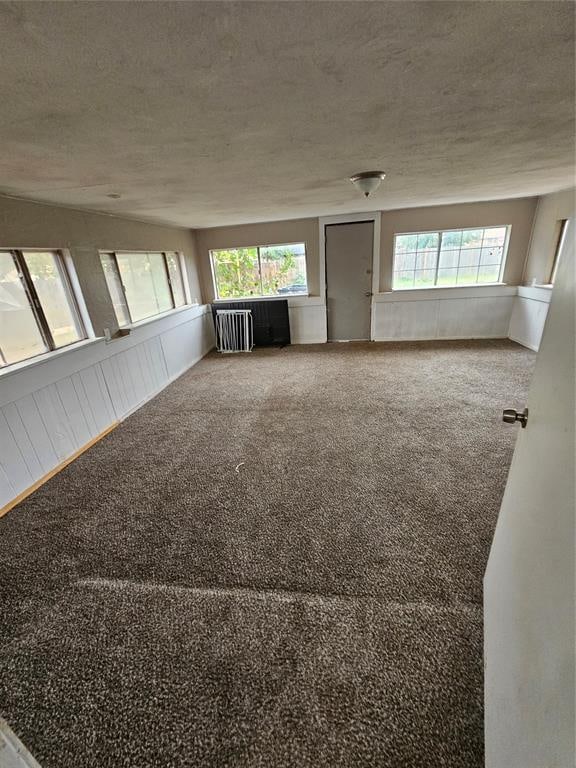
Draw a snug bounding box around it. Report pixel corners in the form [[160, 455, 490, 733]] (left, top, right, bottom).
[[484, 219, 575, 767], [325, 221, 373, 341]]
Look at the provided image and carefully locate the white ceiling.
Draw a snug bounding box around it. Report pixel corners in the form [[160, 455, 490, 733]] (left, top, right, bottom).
[[0, 1, 573, 228]]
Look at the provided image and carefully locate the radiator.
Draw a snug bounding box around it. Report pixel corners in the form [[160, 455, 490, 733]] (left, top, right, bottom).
[[211, 300, 290, 346], [215, 309, 254, 353]]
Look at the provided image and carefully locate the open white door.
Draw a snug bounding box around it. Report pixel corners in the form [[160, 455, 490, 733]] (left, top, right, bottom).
[[484, 219, 575, 767]]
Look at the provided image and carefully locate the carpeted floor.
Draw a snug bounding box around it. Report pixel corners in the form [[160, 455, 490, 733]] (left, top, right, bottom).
[[0, 340, 535, 767]]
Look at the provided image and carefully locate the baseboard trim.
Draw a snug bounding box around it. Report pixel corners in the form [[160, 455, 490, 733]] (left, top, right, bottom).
[[0, 423, 119, 519], [372, 334, 508, 343], [508, 334, 539, 352]]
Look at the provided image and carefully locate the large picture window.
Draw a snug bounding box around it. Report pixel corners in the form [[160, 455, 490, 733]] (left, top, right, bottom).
[[0, 250, 86, 368], [101, 251, 187, 326], [210, 243, 308, 299], [392, 226, 510, 289]]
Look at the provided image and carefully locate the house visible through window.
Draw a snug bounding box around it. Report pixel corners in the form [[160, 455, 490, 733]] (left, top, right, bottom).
[[392, 226, 510, 289], [210, 243, 308, 299], [0, 250, 86, 368], [549, 219, 568, 284], [101, 251, 187, 326]]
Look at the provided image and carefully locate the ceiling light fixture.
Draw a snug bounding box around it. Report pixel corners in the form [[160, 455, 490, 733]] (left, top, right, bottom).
[[350, 171, 386, 198]]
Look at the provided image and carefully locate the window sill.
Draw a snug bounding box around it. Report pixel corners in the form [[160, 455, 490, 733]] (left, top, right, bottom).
[[121, 302, 203, 332], [391, 282, 506, 292], [213, 294, 310, 302], [375, 284, 517, 302], [517, 285, 553, 304], [0, 337, 104, 380]]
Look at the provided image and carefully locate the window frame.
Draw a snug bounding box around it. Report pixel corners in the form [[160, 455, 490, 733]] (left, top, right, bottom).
[[0, 249, 87, 368], [391, 225, 511, 290], [210, 242, 309, 301], [549, 219, 568, 285], [100, 250, 188, 327]]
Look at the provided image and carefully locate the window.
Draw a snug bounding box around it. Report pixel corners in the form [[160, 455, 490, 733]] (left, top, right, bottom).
[[101, 251, 187, 326], [392, 226, 510, 289], [549, 219, 568, 284], [0, 250, 86, 368], [210, 243, 308, 299]]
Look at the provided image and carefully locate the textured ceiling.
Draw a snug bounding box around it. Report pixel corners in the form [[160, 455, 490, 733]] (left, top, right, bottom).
[[0, 1, 574, 228]]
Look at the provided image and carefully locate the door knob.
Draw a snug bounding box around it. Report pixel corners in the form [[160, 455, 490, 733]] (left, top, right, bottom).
[[502, 407, 528, 428], [364, 291, 373, 297]]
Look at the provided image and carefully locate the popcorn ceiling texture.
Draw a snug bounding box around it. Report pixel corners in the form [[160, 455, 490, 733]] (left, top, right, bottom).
[[0, 341, 535, 767], [0, 2, 573, 227]]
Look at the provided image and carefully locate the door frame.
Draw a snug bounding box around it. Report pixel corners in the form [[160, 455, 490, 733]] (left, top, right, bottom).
[[319, 212, 381, 341]]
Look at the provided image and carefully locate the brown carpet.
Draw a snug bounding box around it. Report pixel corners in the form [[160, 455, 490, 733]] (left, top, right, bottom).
[[0, 340, 535, 767]]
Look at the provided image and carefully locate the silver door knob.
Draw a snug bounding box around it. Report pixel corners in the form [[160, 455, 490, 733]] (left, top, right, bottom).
[[502, 407, 528, 428], [364, 291, 373, 297]]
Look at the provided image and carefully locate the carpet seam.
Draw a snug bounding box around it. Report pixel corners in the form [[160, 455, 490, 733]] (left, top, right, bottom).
[[76, 577, 484, 611]]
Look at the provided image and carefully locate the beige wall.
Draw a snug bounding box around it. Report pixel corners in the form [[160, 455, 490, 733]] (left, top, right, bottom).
[[196, 199, 538, 301], [0, 195, 203, 336], [195, 218, 320, 301], [379, 198, 538, 291], [4, 191, 542, 337], [522, 188, 575, 285]]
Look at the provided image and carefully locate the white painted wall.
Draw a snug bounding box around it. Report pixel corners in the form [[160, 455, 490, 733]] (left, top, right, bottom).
[[287, 297, 327, 344], [484, 220, 575, 768], [508, 286, 552, 351], [372, 285, 516, 342], [372, 282, 552, 349], [0, 305, 215, 509]]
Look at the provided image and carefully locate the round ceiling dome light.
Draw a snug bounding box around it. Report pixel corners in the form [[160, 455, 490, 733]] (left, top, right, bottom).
[[350, 171, 386, 198]]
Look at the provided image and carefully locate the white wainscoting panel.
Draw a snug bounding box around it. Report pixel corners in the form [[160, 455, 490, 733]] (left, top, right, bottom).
[[288, 299, 327, 344], [100, 336, 168, 420], [437, 297, 515, 338], [161, 310, 215, 380], [0, 305, 215, 511], [373, 300, 438, 340], [372, 286, 517, 342], [508, 286, 552, 352], [0, 409, 34, 500]]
